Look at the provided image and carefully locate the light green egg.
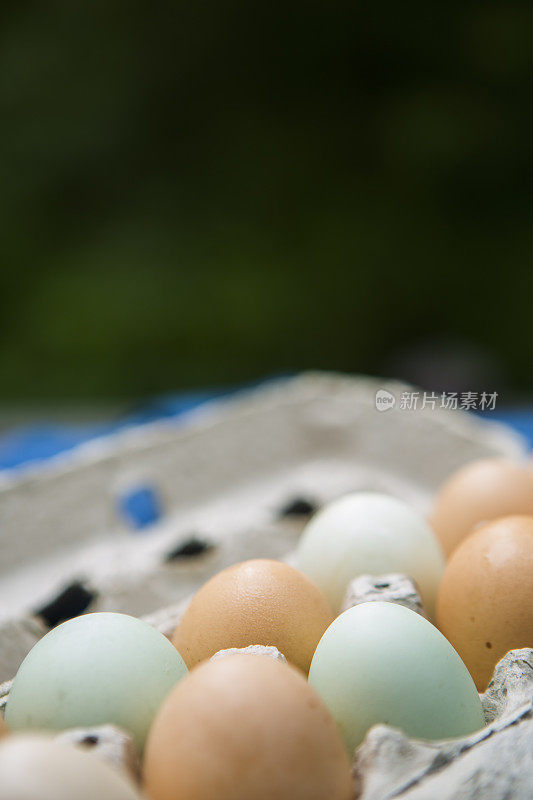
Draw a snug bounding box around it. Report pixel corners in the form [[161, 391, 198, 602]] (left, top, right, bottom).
[[5, 612, 188, 751], [308, 601, 485, 753]]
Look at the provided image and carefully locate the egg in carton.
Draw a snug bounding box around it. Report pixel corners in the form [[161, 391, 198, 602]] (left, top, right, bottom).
[[0, 373, 530, 798], [146, 578, 533, 800], [1, 576, 532, 800]]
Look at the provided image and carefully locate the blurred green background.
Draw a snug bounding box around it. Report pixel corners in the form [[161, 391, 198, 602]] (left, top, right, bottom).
[[1, 1, 532, 404]]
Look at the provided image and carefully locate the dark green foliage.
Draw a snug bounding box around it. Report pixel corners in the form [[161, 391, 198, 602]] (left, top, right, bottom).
[[1, 1, 532, 399]]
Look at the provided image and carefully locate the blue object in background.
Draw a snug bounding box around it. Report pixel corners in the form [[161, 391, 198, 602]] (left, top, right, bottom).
[[118, 484, 164, 530], [475, 409, 533, 452], [0, 382, 531, 473], [0, 422, 113, 471], [0, 389, 229, 472]]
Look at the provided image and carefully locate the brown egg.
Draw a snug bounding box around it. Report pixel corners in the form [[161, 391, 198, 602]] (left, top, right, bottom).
[[172, 559, 333, 673], [430, 458, 533, 557], [0, 717, 8, 739], [437, 515, 533, 690], [143, 654, 353, 800]]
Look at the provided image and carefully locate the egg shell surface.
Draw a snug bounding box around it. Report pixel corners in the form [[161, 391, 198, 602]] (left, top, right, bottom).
[[172, 559, 333, 673], [437, 515, 533, 690], [143, 654, 353, 800], [0, 734, 145, 800], [5, 612, 187, 751], [296, 492, 444, 616], [309, 601, 485, 753], [430, 458, 533, 557]]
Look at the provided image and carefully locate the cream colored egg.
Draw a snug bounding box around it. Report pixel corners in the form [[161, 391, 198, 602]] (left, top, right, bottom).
[[172, 559, 333, 673], [430, 458, 533, 557], [0, 716, 8, 739], [143, 654, 353, 800], [0, 734, 145, 800], [296, 492, 444, 617]]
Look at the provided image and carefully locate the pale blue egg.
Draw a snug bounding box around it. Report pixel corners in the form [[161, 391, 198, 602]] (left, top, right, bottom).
[[5, 612, 187, 751], [308, 601, 485, 753]]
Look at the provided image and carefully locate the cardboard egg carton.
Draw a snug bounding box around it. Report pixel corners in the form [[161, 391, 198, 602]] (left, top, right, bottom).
[[0, 372, 524, 684], [0, 372, 530, 798], [0, 372, 525, 676]]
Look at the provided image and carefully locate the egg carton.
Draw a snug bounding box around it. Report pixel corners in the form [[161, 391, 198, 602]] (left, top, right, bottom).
[[0, 372, 529, 797], [0, 372, 524, 685]]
